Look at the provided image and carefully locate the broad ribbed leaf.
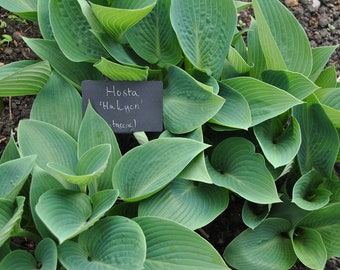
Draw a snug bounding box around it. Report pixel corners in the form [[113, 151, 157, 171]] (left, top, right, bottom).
[[94, 57, 149, 81], [254, 116, 301, 168], [134, 216, 230, 270], [248, 18, 267, 79], [163, 66, 225, 134], [0, 156, 35, 200], [0, 0, 37, 20], [297, 203, 340, 257], [30, 72, 82, 140], [0, 197, 25, 247], [47, 144, 111, 187], [210, 81, 251, 129], [0, 238, 58, 270], [92, 30, 148, 67], [315, 88, 340, 128], [252, 0, 312, 76], [59, 216, 146, 270], [223, 77, 302, 126], [0, 60, 51, 97], [224, 218, 296, 270], [262, 70, 319, 100], [78, 103, 121, 190], [112, 137, 209, 201], [293, 100, 339, 177], [226, 46, 252, 75], [0, 250, 36, 270], [160, 128, 212, 184], [234, 1, 252, 11], [18, 119, 78, 187], [315, 66, 338, 88], [0, 135, 20, 164], [242, 201, 270, 229], [36, 189, 118, 243], [292, 169, 331, 211], [291, 227, 327, 270], [126, 0, 182, 66], [208, 137, 281, 204], [309, 45, 339, 81], [0, 60, 38, 80], [37, 0, 54, 40], [23, 38, 102, 88], [30, 166, 64, 238], [91, 0, 157, 42], [170, 0, 236, 77], [139, 178, 229, 230], [49, 0, 108, 62]]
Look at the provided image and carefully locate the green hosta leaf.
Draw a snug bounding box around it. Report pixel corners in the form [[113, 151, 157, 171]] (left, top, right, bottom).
[[0, 135, 20, 164], [126, 0, 182, 66], [309, 45, 339, 82], [0, 238, 58, 270], [315, 88, 340, 111], [296, 203, 340, 257], [160, 128, 212, 184], [234, 1, 252, 11], [78, 103, 121, 190], [23, 38, 102, 89], [254, 116, 301, 168], [262, 70, 319, 100], [94, 57, 149, 81], [0, 60, 38, 80], [224, 218, 296, 270], [36, 189, 118, 243], [49, 0, 108, 62], [315, 66, 338, 88], [0, 60, 51, 97], [112, 137, 209, 201], [208, 137, 281, 204], [293, 100, 339, 177], [292, 169, 331, 211], [170, 0, 237, 77], [47, 144, 111, 187], [139, 178, 229, 230], [248, 18, 267, 79], [37, 0, 54, 40], [134, 216, 230, 270], [30, 166, 64, 238], [0, 244, 10, 261], [18, 119, 78, 187], [210, 81, 251, 130], [0, 0, 37, 20], [226, 46, 252, 75], [59, 216, 146, 270], [0, 156, 35, 200], [30, 72, 82, 140], [291, 227, 327, 270], [0, 197, 25, 247], [223, 77, 302, 126], [92, 30, 148, 67], [252, 0, 312, 76], [163, 66, 225, 134], [242, 201, 271, 229], [91, 0, 157, 42]]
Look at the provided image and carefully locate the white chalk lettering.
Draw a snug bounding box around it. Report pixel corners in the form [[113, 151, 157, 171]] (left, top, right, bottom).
[[106, 85, 139, 97], [112, 119, 137, 130]]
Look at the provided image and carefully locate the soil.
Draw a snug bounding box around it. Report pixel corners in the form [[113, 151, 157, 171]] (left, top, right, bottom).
[[0, 1, 339, 269]]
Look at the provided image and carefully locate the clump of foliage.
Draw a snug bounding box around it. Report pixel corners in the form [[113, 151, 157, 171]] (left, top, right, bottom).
[[0, 0, 339, 269]]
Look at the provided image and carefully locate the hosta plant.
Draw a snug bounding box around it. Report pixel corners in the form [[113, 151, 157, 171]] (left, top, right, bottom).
[[0, 0, 339, 269]]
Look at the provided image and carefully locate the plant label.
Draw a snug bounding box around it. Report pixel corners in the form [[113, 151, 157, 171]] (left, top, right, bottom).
[[82, 80, 163, 133]]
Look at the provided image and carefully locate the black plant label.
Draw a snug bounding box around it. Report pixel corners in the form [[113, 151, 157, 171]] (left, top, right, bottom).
[[82, 80, 163, 133]]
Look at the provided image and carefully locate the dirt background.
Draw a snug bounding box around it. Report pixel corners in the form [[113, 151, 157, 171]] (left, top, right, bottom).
[[0, 1, 339, 269]]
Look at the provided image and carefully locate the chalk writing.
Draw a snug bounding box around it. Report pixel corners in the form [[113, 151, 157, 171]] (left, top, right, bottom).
[[82, 80, 163, 133], [99, 100, 142, 113]]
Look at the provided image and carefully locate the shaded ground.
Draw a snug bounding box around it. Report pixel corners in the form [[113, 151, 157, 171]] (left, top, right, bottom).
[[0, 2, 340, 269]]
